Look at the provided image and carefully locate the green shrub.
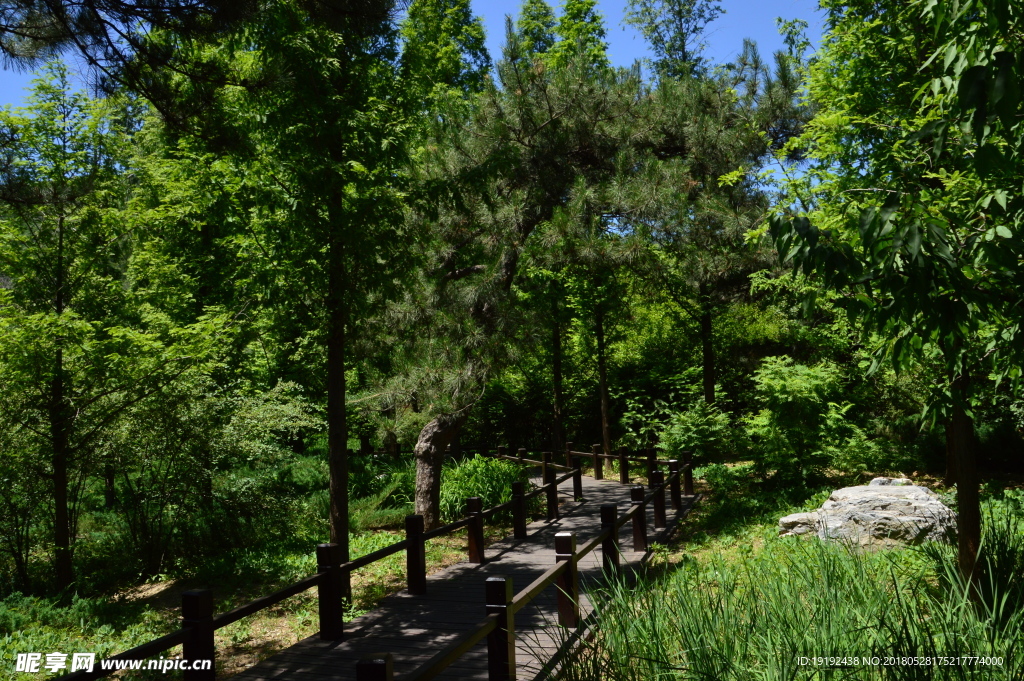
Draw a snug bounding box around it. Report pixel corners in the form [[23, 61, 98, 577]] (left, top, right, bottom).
[[744, 356, 919, 482], [438, 455, 531, 523], [658, 398, 736, 463]]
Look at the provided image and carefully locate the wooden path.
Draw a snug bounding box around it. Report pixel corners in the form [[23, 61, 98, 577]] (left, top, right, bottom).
[[232, 473, 697, 681]]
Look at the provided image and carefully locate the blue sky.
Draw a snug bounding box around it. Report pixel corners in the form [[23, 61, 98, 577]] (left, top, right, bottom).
[[0, 0, 824, 107]]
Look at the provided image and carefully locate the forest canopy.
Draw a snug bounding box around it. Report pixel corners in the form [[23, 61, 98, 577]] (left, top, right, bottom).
[[0, 0, 1021, 605]]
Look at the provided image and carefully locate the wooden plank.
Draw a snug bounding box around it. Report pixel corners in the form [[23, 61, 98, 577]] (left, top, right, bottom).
[[227, 475, 698, 681]]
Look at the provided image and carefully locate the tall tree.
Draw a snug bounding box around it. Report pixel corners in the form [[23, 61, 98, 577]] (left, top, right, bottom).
[[626, 37, 806, 406], [515, 0, 557, 57], [770, 0, 1024, 585], [547, 0, 608, 70], [0, 64, 217, 590], [404, 26, 651, 526], [400, 0, 491, 102], [132, 1, 411, 579], [624, 0, 722, 77]]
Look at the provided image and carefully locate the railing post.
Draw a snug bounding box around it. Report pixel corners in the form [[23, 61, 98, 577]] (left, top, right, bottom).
[[618, 446, 629, 485], [511, 481, 527, 540], [468, 497, 485, 563], [668, 460, 682, 510], [646, 448, 656, 480], [555, 532, 579, 629], [356, 653, 394, 681], [565, 441, 574, 470], [601, 504, 619, 574], [650, 470, 667, 530], [316, 543, 345, 640], [591, 444, 603, 480], [544, 466, 559, 521], [405, 514, 426, 595], [181, 589, 215, 681], [630, 485, 648, 552], [497, 445, 507, 460], [541, 450, 551, 482], [572, 457, 583, 502], [683, 450, 695, 496], [517, 447, 526, 465], [486, 576, 516, 681]]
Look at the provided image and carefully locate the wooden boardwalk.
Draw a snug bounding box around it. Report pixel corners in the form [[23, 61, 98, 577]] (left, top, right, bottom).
[[232, 473, 697, 681]]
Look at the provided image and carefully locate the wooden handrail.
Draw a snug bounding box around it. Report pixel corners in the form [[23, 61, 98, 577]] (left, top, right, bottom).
[[394, 466, 685, 679], [511, 559, 571, 615], [342, 540, 410, 572], [489, 451, 572, 472], [422, 516, 472, 540], [212, 573, 322, 628], [59, 441, 694, 681]]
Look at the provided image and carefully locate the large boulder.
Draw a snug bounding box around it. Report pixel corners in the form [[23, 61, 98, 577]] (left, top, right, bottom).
[[779, 478, 956, 547]]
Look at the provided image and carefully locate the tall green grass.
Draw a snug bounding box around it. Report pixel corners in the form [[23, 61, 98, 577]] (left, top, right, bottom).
[[438, 455, 533, 522], [564, 520, 1023, 680]]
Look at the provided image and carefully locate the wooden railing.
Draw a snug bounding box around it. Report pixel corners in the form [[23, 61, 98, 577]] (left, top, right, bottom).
[[57, 447, 694, 681], [355, 466, 690, 680], [56, 451, 583, 681]]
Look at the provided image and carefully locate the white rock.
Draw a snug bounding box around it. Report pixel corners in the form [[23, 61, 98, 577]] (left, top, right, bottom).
[[779, 482, 955, 547]]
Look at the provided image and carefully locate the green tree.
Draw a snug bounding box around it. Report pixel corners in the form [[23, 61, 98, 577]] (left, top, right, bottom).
[[0, 64, 218, 591], [770, 0, 1024, 583], [402, 29, 653, 526], [400, 0, 491, 103], [547, 0, 609, 70], [627, 39, 805, 405], [516, 0, 557, 57], [624, 0, 723, 77]]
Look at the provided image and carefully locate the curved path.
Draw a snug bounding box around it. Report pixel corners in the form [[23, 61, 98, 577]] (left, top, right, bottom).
[[232, 473, 698, 681]]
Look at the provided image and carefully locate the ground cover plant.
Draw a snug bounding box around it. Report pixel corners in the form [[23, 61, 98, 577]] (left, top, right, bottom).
[[562, 485, 1024, 680]]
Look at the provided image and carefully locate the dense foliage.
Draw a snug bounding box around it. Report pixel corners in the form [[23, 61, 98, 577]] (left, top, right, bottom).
[[0, 0, 1022, 673]]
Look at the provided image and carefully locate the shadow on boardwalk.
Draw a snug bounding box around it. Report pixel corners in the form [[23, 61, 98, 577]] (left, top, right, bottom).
[[232, 474, 697, 681]]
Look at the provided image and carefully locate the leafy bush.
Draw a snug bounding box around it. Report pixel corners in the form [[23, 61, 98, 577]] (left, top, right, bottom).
[[658, 398, 736, 463], [438, 455, 531, 523]]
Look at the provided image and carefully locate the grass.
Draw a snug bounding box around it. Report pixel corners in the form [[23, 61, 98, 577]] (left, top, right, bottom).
[[559, 474, 1024, 681]]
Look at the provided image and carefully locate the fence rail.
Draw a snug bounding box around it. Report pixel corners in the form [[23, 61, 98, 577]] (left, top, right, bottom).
[[355, 466, 690, 680], [57, 444, 695, 681]]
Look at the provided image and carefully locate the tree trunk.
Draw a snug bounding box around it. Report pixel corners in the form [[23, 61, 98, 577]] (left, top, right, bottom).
[[595, 303, 612, 456], [950, 374, 980, 591], [51, 356, 74, 592], [414, 412, 469, 530], [699, 284, 716, 404], [384, 430, 400, 460], [103, 463, 117, 510], [51, 214, 74, 592], [943, 420, 957, 487], [552, 311, 564, 453], [327, 225, 350, 578]]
